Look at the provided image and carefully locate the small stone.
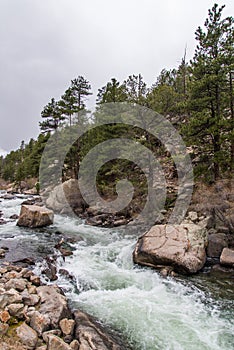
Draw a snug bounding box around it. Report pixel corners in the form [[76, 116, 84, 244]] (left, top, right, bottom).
[[23, 270, 34, 279], [220, 248, 234, 267], [27, 284, 37, 294], [0, 249, 5, 258], [16, 322, 38, 350], [30, 275, 41, 286], [9, 214, 19, 220], [160, 268, 169, 277], [0, 310, 10, 323], [47, 334, 72, 350], [22, 289, 40, 306], [70, 340, 79, 350], [187, 211, 198, 222], [26, 307, 36, 320], [63, 335, 73, 343], [4, 271, 20, 280], [30, 311, 51, 336], [19, 267, 30, 278], [9, 265, 22, 272], [59, 318, 75, 336], [0, 288, 22, 308], [5, 278, 27, 291], [7, 303, 25, 318], [36, 346, 47, 350], [0, 267, 7, 274], [42, 267, 58, 281], [0, 321, 9, 336], [42, 329, 62, 343]]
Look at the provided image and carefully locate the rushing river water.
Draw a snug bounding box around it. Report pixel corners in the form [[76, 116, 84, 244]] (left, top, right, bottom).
[[0, 195, 233, 350]]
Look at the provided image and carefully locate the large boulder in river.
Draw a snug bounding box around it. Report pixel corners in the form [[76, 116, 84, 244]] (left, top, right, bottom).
[[17, 205, 54, 228], [133, 224, 207, 274], [45, 179, 88, 214]]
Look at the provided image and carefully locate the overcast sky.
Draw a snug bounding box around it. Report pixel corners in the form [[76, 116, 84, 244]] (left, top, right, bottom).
[[0, 0, 233, 154]]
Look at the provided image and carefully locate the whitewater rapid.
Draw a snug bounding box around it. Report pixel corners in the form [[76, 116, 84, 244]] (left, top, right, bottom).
[[0, 196, 233, 350]]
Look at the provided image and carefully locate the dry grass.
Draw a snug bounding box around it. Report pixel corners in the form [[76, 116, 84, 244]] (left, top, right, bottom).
[[190, 179, 234, 215]]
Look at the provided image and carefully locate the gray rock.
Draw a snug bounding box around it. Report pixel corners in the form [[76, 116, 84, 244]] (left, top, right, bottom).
[[0, 249, 6, 258], [4, 270, 21, 280], [133, 224, 207, 274], [30, 275, 41, 286], [63, 335, 73, 343], [16, 322, 38, 350], [70, 340, 79, 350], [27, 284, 38, 294], [42, 329, 62, 343], [37, 285, 71, 328], [7, 303, 25, 318], [5, 278, 27, 291], [187, 211, 198, 223], [21, 289, 40, 306], [59, 318, 75, 336], [74, 310, 122, 350], [47, 334, 72, 350], [220, 248, 234, 267], [30, 311, 51, 336], [0, 288, 22, 308], [207, 233, 228, 257], [45, 179, 88, 214], [0, 321, 9, 336], [17, 205, 54, 228]]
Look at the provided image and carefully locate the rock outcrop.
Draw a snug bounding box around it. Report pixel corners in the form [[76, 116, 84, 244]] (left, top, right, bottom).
[[133, 224, 207, 274], [17, 205, 54, 228], [45, 179, 88, 215]]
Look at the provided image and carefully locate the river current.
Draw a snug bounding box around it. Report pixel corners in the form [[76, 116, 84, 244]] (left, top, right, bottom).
[[0, 195, 233, 350]]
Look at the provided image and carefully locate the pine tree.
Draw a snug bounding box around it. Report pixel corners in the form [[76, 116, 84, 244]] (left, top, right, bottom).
[[186, 4, 233, 179], [59, 76, 92, 126], [124, 74, 147, 105], [39, 98, 64, 133], [96, 78, 127, 104]]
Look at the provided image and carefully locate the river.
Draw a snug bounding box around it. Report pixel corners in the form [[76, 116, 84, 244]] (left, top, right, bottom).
[[0, 195, 233, 350]]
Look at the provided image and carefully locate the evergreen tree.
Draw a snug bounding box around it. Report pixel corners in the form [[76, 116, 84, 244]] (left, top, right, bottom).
[[124, 74, 147, 105], [186, 3, 234, 179], [59, 76, 92, 126], [97, 78, 127, 104], [39, 98, 64, 133]]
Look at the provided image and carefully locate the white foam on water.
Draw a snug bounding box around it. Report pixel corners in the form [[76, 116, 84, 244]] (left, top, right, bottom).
[[54, 215, 234, 350]]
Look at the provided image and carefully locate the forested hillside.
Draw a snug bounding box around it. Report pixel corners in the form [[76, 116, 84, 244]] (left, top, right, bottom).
[[0, 4, 233, 190]]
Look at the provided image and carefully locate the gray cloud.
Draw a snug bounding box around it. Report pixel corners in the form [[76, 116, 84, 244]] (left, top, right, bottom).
[[0, 0, 233, 152]]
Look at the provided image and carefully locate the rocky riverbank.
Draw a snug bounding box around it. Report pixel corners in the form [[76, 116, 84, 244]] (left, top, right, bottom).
[[2, 179, 234, 277], [0, 263, 130, 350]]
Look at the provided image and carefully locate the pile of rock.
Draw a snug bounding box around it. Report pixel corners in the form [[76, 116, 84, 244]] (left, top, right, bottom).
[[0, 264, 126, 350]]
